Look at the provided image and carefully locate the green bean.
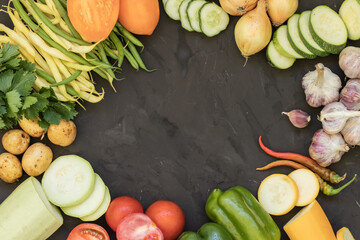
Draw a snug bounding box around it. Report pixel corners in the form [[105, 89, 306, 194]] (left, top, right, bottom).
[[25, 0, 89, 46], [52, 0, 81, 39], [125, 38, 154, 72], [50, 70, 81, 87], [58, 0, 67, 9], [13, 0, 108, 79], [35, 68, 79, 96], [38, 0, 46, 4], [124, 48, 139, 71], [104, 45, 118, 60], [109, 31, 124, 67], [116, 22, 144, 48], [98, 42, 116, 79]]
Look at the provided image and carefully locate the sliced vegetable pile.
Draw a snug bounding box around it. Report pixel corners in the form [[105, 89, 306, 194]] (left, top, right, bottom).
[[163, 0, 229, 37], [267, 0, 360, 69]]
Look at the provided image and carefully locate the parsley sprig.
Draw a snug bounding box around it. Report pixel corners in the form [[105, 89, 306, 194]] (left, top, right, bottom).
[[0, 43, 78, 129]]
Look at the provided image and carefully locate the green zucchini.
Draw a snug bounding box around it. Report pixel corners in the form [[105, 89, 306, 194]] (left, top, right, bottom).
[[287, 14, 316, 59], [80, 187, 111, 222], [339, 0, 360, 40], [298, 11, 329, 57], [309, 5, 348, 54], [0, 177, 63, 240], [273, 25, 304, 59], [267, 41, 296, 69]]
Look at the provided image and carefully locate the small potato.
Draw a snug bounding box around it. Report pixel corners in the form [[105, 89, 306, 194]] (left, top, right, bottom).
[[47, 120, 76, 147], [19, 116, 46, 138], [0, 153, 22, 183], [2, 129, 30, 155], [22, 143, 53, 176]]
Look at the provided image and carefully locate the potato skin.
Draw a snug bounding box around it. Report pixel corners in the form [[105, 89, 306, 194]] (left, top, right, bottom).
[[47, 120, 76, 147], [19, 116, 46, 138], [0, 153, 22, 183], [22, 143, 53, 176], [2, 129, 30, 155]]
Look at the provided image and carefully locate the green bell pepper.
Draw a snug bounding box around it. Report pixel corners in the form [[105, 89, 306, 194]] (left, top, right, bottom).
[[205, 186, 280, 240], [178, 222, 233, 240]]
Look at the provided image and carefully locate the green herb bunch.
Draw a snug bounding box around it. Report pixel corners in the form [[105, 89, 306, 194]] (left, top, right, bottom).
[[0, 43, 77, 129]]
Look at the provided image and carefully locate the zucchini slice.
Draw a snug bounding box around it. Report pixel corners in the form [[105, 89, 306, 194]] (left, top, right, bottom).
[[42, 155, 95, 207], [298, 11, 328, 57], [339, 0, 360, 40], [80, 187, 111, 222], [310, 5, 348, 54], [273, 25, 304, 59], [179, 0, 194, 31], [199, 2, 229, 37], [61, 174, 106, 218], [287, 14, 316, 59], [165, 0, 185, 20], [267, 41, 296, 69], [187, 0, 207, 32]]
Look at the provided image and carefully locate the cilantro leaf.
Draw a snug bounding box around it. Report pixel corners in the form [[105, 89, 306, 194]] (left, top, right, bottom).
[[0, 43, 20, 66], [22, 96, 38, 110], [0, 70, 14, 93], [0, 118, 5, 129], [6, 90, 22, 113], [11, 69, 36, 96], [43, 109, 62, 125]]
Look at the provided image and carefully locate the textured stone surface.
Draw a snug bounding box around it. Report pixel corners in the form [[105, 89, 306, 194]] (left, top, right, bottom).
[[0, 0, 359, 239]]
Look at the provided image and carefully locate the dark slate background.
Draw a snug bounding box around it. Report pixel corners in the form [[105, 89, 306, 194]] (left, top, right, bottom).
[[0, 0, 359, 239]]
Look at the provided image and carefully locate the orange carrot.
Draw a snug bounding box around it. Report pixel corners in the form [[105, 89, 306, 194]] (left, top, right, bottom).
[[118, 0, 160, 35]]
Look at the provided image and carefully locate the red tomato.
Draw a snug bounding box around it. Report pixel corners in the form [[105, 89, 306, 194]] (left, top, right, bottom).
[[105, 196, 144, 231], [67, 223, 110, 240], [116, 213, 164, 240], [145, 201, 185, 240]]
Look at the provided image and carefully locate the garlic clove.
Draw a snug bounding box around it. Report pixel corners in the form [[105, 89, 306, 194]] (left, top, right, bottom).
[[341, 117, 360, 145], [309, 129, 349, 167], [340, 79, 360, 110], [302, 63, 342, 107], [282, 110, 311, 128]]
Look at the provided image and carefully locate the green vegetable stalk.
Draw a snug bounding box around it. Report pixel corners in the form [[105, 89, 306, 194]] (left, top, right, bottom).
[[205, 186, 280, 240], [178, 222, 233, 240]]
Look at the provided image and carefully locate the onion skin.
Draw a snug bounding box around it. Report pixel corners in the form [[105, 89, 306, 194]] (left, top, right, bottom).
[[219, 0, 258, 16], [267, 0, 298, 26], [234, 0, 272, 58]]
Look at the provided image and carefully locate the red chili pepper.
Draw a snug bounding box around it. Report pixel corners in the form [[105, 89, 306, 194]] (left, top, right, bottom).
[[256, 160, 357, 196], [258, 136, 345, 184]]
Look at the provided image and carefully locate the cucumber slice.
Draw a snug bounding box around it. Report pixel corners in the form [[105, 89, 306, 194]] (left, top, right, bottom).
[[179, 0, 194, 31], [339, 0, 360, 40], [267, 41, 296, 69], [163, 0, 168, 6], [42, 155, 95, 207], [199, 2, 229, 37], [298, 11, 328, 57], [165, 0, 185, 20], [310, 5, 348, 54], [287, 14, 316, 59], [61, 174, 106, 218], [273, 25, 304, 59], [187, 0, 207, 32], [80, 187, 111, 222]]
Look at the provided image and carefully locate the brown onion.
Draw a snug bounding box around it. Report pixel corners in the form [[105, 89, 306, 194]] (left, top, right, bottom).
[[267, 0, 298, 26], [219, 0, 258, 16]]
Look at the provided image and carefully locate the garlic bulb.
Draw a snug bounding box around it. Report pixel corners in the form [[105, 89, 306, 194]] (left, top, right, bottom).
[[219, 0, 258, 16], [282, 110, 311, 128], [267, 0, 298, 26], [234, 0, 272, 58], [302, 63, 342, 108], [309, 129, 349, 167], [340, 79, 360, 110], [319, 102, 360, 134], [339, 46, 360, 79], [341, 117, 360, 145]]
